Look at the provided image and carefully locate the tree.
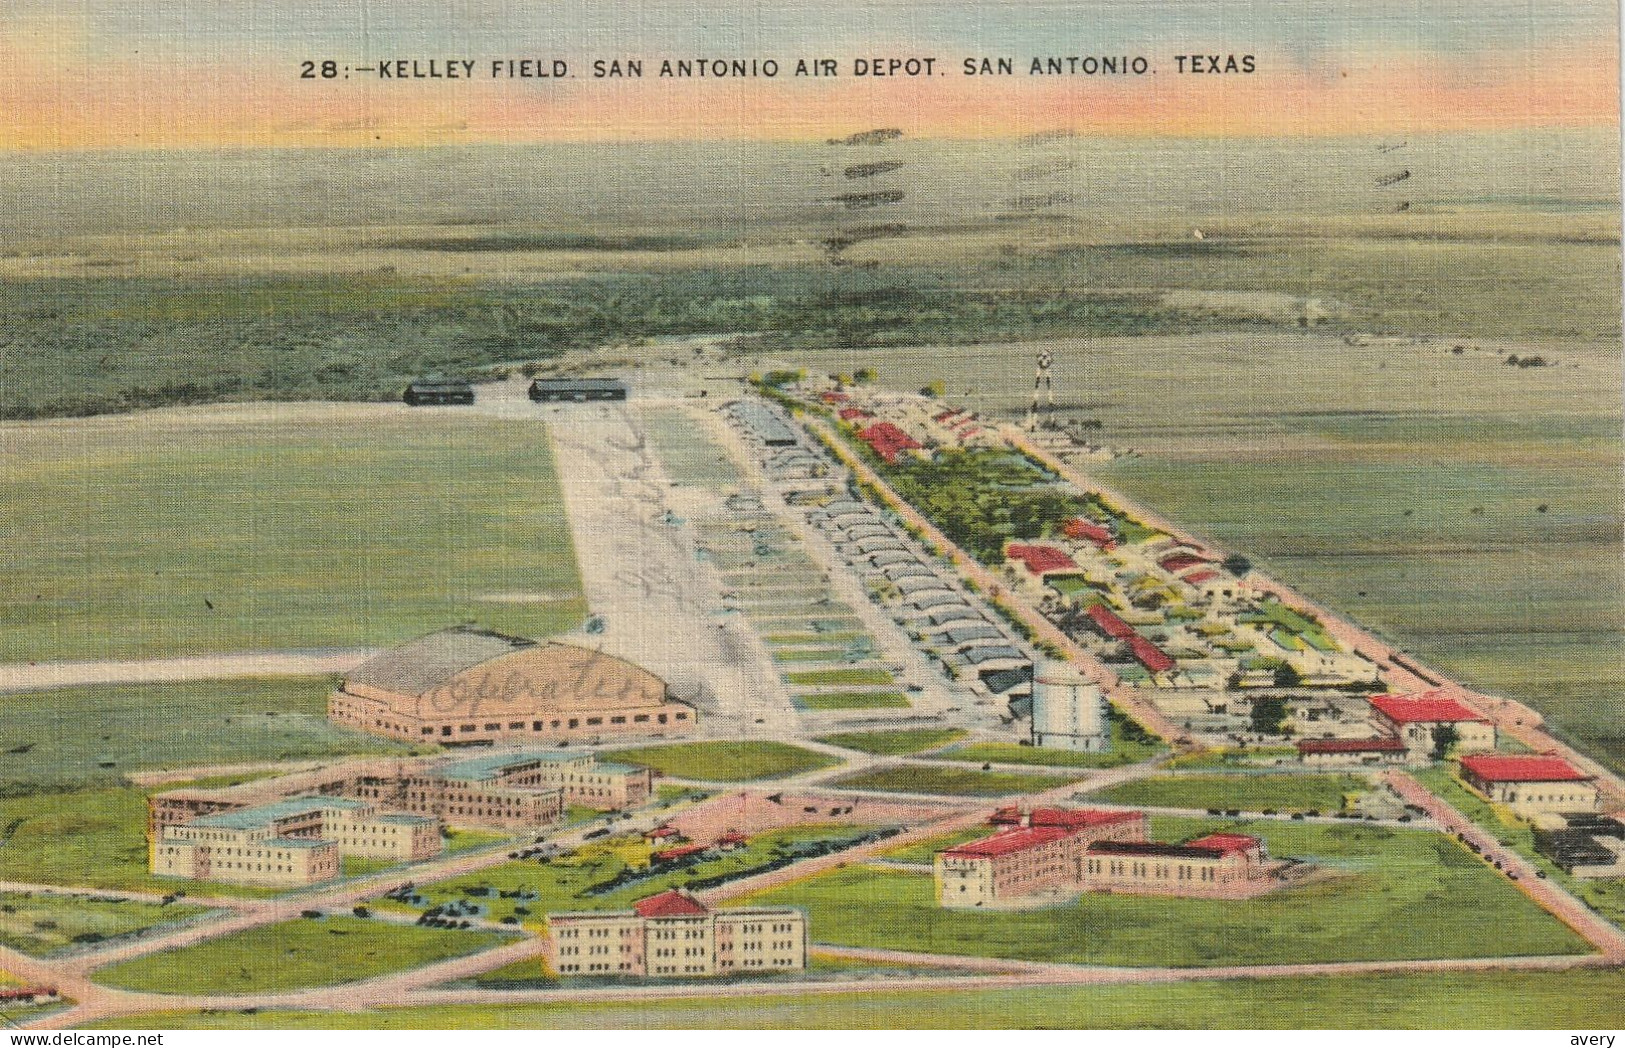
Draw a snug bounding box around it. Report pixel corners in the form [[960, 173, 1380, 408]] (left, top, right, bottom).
[[1431, 724, 1460, 761], [1272, 662, 1302, 688], [920, 379, 946, 398], [855, 366, 877, 383], [1223, 553, 1252, 576], [1250, 696, 1289, 735]]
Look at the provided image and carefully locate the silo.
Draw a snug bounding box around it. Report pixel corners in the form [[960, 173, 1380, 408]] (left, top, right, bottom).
[[1031, 659, 1107, 751]]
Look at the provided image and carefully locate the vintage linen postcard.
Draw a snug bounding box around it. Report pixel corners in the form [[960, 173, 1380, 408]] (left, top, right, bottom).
[[0, 0, 1620, 1033]]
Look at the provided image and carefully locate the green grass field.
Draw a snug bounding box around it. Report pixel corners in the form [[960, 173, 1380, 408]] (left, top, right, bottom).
[[0, 410, 583, 662], [784, 668, 895, 687], [1411, 766, 1625, 932], [600, 741, 840, 782], [86, 966, 1625, 1029], [0, 787, 280, 898], [0, 891, 210, 956], [743, 817, 1588, 967], [0, 677, 417, 789], [1088, 773, 1371, 813], [92, 915, 504, 995], [878, 828, 994, 865], [937, 738, 1162, 770], [793, 690, 911, 710], [816, 729, 967, 756], [826, 765, 1079, 797]]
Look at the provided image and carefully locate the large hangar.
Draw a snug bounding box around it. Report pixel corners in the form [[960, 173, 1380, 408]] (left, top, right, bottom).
[[330, 626, 698, 744]]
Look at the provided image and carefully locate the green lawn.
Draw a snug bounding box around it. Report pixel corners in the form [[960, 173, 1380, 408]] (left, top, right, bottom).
[[826, 765, 1079, 797], [0, 891, 210, 956], [743, 817, 1588, 967], [937, 739, 1161, 770], [0, 411, 583, 662], [794, 690, 912, 710], [1411, 766, 1625, 932], [86, 967, 1625, 1029], [878, 827, 994, 865], [92, 916, 505, 995], [600, 741, 841, 781], [370, 826, 880, 928], [0, 678, 418, 790], [784, 668, 895, 687], [1088, 773, 1370, 813], [816, 729, 968, 756], [0, 787, 282, 898]]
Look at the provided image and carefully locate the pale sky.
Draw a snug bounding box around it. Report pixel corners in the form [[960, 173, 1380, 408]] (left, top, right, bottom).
[[0, 0, 1616, 148]]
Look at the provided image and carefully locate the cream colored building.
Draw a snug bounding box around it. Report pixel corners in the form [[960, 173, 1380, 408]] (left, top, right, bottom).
[[329, 627, 697, 745], [1460, 753, 1600, 823], [153, 796, 440, 887], [548, 889, 806, 978], [1370, 693, 1496, 757]]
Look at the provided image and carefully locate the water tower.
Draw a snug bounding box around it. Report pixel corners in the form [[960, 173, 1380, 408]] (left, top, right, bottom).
[[1030, 659, 1107, 751]]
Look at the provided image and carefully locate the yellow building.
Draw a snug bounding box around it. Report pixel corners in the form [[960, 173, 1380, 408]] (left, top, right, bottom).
[[329, 627, 697, 745], [153, 796, 440, 887], [547, 889, 807, 978]]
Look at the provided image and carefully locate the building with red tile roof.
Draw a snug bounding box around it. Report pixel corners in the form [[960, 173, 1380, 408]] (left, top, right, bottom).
[[1084, 832, 1279, 898], [1083, 603, 1135, 640], [1159, 552, 1210, 573], [1297, 736, 1411, 768], [634, 888, 710, 918], [1063, 518, 1116, 549], [1127, 635, 1175, 675], [838, 407, 872, 422], [1458, 753, 1599, 822], [651, 843, 709, 863], [938, 809, 1288, 905], [1371, 691, 1496, 756], [1005, 543, 1083, 578], [936, 807, 1146, 908], [549, 889, 807, 978], [857, 421, 922, 463]]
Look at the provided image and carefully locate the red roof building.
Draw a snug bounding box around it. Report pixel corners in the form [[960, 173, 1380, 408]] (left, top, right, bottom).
[[643, 825, 678, 839], [1183, 569, 1220, 585], [838, 407, 872, 422], [1084, 603, 1135, 640], [940, 825, 1073, 859], [633, 888, 710, 918], [650, 844, 709, 864], [1159, 552, 1210, 573], [1184, 833, 1263, 856], [1459, 754, 1592, 784], [820, 391, 850, 404], [857, 422, 922, 463], [1063, 518, 1116, 549], [1006, 543, 1082, 576], [1370, 693, 1489, 725], [1297, 737, 1408, 755], [1128, 635, 1175, 674], [1029, 808, 1144, 830]]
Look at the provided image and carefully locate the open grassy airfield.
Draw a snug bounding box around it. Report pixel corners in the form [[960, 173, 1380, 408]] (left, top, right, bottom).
[[0, 677, 414, 791], [0, 407, 582, 662]]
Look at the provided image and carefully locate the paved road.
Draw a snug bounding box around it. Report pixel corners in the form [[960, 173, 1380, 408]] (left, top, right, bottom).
[[0, 650, 372, 694]]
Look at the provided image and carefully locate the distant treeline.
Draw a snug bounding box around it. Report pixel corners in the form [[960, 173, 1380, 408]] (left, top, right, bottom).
[[0, 264, 1214, 420]]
